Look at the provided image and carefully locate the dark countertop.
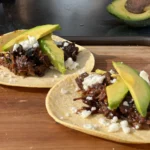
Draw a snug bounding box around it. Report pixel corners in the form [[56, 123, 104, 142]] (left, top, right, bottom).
[[1, 0, 150, 45]]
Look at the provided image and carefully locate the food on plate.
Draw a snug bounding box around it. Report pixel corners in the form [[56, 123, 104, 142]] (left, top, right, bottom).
[[107, 0, 150, 27], [0, 25, 94, 88], [46, 62, 150, 143]]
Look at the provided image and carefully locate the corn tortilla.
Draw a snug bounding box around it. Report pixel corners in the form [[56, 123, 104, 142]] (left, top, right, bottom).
[[46, 74, 150, 144], [0, 31, 94, 88]]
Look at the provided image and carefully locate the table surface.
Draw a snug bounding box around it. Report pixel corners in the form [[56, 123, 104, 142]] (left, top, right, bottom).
[[1, 45, 150, 150], [1, 0, 150, 43]]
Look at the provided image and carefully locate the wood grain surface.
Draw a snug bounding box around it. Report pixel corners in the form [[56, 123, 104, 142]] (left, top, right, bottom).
[[1, 46, 150, 150]]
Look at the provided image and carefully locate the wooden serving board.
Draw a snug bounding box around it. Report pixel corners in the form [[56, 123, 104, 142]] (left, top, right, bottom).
[[1, 46, 150, 150]]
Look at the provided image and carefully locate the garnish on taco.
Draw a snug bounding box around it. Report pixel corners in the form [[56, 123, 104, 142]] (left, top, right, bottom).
[[0, 25, 94, 88], [46, 62, 150, 143]]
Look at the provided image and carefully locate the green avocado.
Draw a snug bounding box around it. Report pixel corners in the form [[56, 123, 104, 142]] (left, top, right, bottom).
[[107, 0, 150, 27], [95, 69, 106, 75], [39, 35, 66, 74], [3, 24, 61, 51], [113, 62, 150, 117], [106, 75, 128, 110]]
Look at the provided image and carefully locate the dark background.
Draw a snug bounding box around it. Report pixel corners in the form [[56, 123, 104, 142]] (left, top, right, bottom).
[[1, 0, 150, 45]]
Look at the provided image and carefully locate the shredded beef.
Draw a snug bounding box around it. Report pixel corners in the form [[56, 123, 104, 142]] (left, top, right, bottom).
[[56, 41, 79, 61], [0, 45, 51, 76], [74, 72, 150, 129]]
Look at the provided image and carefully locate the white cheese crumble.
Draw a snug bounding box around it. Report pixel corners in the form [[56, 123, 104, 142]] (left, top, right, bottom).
[[99, 118, 110, 126], [140, 70, 150, 84], [82, 74, 105, 91], [135, 125, 140, 130], [60, 88, 68, 94], [13, 44, 19, 51], [108, 123, 120, 132], [63, 42, 69, 47], [120, 120, 128, 127], [80, 110, 91, 118], [70, 107, 78, 114], [86, 96, 93, 101], [111, 116, 118, 123], [54, 75, 58, 78], [120, 120, 131, 133], [122, 126, 131, 134], [109, 69, 115, 74], [123, 101, 129, 107], [65, 57, 79, 70], [83, 124, 95, 130], [110, 78, 117, 84], [91, 107, 96, 111], [17, 35, 39, 51]]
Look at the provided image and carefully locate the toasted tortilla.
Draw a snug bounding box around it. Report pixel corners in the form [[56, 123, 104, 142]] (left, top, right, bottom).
[[0, 31, 94, 88], [46, 74, 150, 144]]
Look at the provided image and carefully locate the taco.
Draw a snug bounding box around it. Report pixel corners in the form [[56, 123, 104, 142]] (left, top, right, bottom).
[[0, 25, 94, 88], [46, 62, 150, 143]]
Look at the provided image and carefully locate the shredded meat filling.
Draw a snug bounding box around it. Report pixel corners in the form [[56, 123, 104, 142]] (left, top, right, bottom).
[[74, 72, 150, 129], [0, 45, 51, 76], [56, 41, 79, 61]]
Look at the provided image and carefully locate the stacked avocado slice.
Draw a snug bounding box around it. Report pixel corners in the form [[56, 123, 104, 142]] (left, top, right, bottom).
[[106, 62, 150, 117], [2, 24, 66, 74]]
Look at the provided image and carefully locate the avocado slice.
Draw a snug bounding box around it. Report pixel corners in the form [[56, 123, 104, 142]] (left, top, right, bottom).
[[95, 69, 106, 75], [113, 62, 150, 117], [39, 35, 66, 74], [3, 24, 61, 51], [106, 75, 128, 110], [107, 0, 150, 27]]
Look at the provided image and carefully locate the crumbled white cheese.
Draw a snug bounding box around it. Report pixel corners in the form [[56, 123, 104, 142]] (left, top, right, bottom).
[[80, 110, 91, 118], [108, 123, 120, 132], [19, 40, 32, 50], [28, 35, 37, 45], [110, 78, 117, 84], [135, 125, 140, 130], [60, 88, 68, 94], [99, 118, 110, 126], [65, 57, 79, 70], [140, 70, 150, 84], [109, 69, 115, 74], [122, 126, 131, 134], [19, 35, 39, 50], [13, 44, 19, 51], [63, 42, 69, 47], [70, 107, 77, 114], [86, 96, 93, 101], [123, 101, 129, 107], [54, 75, 58, 78], [33, 42, 39, 48], [82, 74, 105, 91], [129, 99, 133, 103], [111, 116, 118, 123], [83, 124, 94, 130], [120, 120, 128, 127], [91, 107, 96, 111]]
